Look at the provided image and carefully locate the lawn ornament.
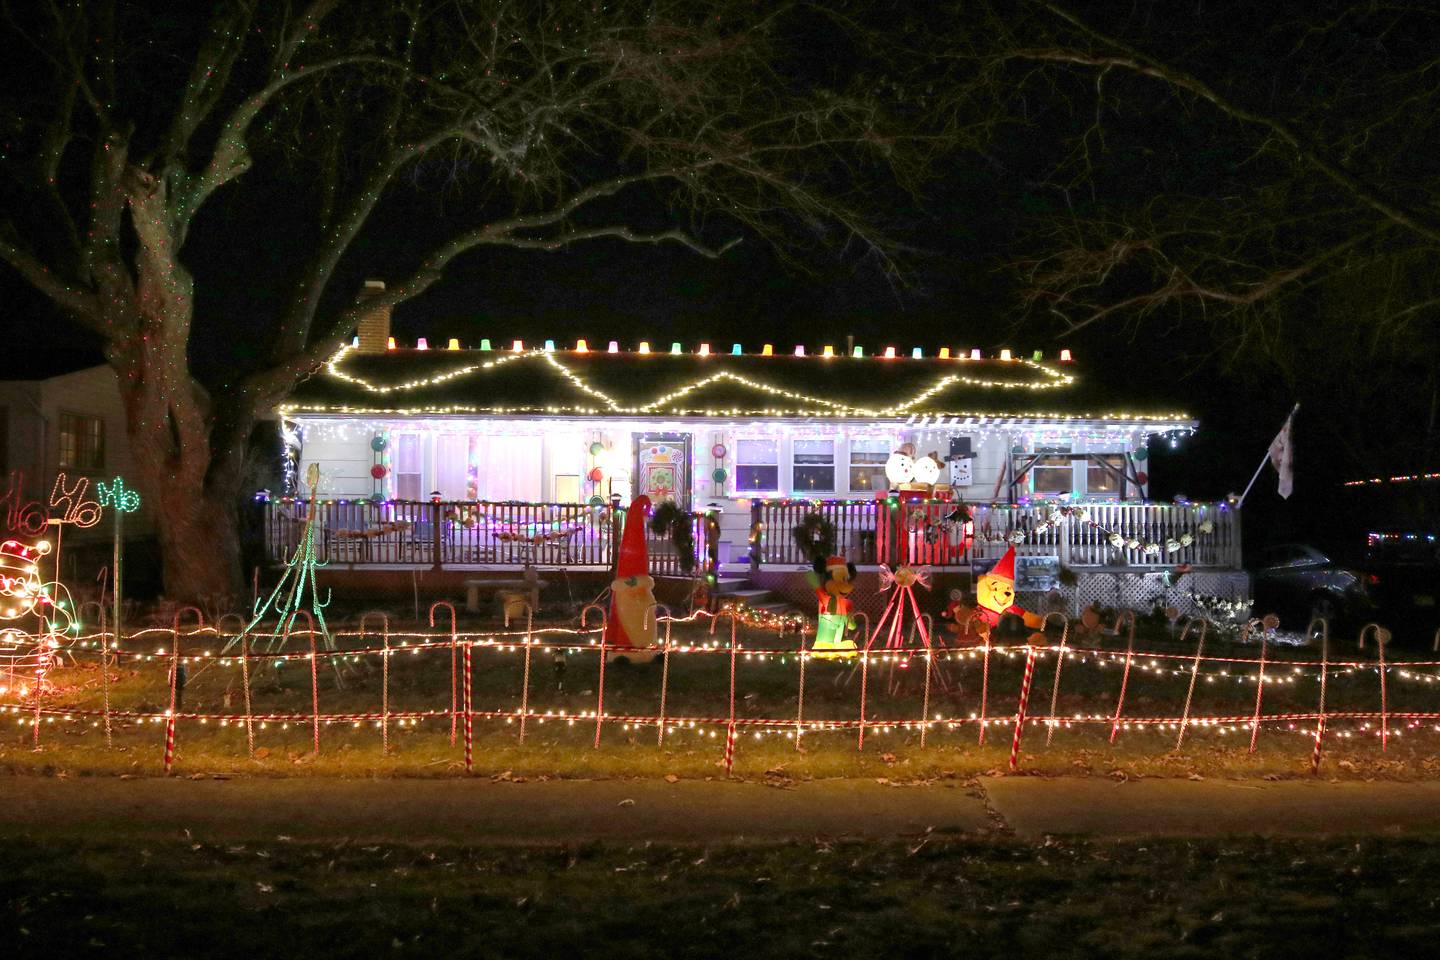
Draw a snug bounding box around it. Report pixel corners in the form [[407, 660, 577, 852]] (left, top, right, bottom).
[[809, 554, 858, 659], [974, 545, 1041, 633], [605, 495, 658, 654]]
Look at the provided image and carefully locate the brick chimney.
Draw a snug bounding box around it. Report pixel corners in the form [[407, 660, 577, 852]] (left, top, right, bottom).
[[355, 279, 392, 354]]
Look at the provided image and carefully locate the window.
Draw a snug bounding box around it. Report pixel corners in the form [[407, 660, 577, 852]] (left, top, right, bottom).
[[1022, 446, 1072, 497], [1086, 455, 1126, 497], [735, 439, 779, 492], [58, 412, 104, 471], [848, 438, 891, 492], [394, 434, 423, 500], [792, 439, 835, 492]]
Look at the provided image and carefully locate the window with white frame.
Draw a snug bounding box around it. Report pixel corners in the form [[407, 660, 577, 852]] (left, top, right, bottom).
[[847, 438, 891, 492], [1021, 445, 1073, 497], [1086, 454, 1126, 497], [394, 433, 424, 500], [734, 438, 779, 492], [792, 439, 835, 492]]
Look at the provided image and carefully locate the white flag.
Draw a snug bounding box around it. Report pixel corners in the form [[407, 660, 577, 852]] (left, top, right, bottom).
[[1267, 409, 1296, 499]]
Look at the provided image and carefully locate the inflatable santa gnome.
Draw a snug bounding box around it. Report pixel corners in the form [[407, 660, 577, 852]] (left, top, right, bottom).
[[974, 545, 1042, 632], [604, 495, 659, 657]]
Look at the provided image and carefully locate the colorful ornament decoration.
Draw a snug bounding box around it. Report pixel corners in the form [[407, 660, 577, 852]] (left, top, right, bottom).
[[370, 464, 388, 479], [711, 468, 728, 483], [588, 466, 605, 482], [809, 554, 858, 659], [711, 443, 728, 459], [370, 436, 389, 452], [590, 441, 605, 456], [605, 496, 658, 656]]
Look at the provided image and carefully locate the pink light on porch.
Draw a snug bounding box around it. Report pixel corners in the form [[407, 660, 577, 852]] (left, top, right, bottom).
[[416, 338, 429, 350], [511, 339, 524, 352], [574, 339, 589, 352], [608, 340, 620, 353], [447, 338, 461, 350], [698, 342, 711, 356], [1060, 348, 1073, 362], [999, 348, 1013, 361], [638, 341, 651, 354], [883, 346, 896, 359], [794, 345, 805, 356], [970, 348, 982, 360]]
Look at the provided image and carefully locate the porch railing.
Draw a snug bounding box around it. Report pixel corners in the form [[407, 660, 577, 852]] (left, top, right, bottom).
[[258, 497, 711, 579], [748, 497, 1241, 571]]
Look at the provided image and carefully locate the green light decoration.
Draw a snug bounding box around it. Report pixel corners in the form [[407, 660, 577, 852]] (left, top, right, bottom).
[[96, 477, 141, 513], [224, 463, 338, 671]]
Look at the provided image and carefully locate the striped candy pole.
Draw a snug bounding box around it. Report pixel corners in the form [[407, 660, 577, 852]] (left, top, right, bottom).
[[163, 712, 176, 775], [462, 641, 473, 773], [723, 720, 736, 776], [1174, 618, 1209, 752], [1360, 624, 1389, 751], [308, 621, 321, 755], [1247, 620, 1269, 753], [1043, 614, 1070, 747], [1109, 620, 1136, 744], [1310, 620, 1330, 775], [520, 608, 534, 744], [240, 632, 255, 757], [657, 618, 673, 747], [795, 648, 808, 751], [162, 632, 181, 774], [977, 627, 991, 746], [1009, 646, 1038, 772]]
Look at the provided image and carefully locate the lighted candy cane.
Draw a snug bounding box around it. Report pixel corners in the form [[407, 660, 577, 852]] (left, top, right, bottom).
[[916, 613, 935, 748], [726, 609, 739, 750], [580, 603, 608, 748], [723, 720, 736, 776], [976, 615, 992, 746], [163, 606, 204, 774], [1108, 610, 1136, 744], [359, 612, 390, 753], [1042, 611, 1071, 747], [1248, 614, 1279, 752], [519, 604, 534, 743], [1358, 623, 1392, 751], [1310, 617, 1330, 775], [1009, 641, 1038, 772], [657, 616, 673, 747], [1174, 617, 1210, 751], [462, 633, 473, 772], [428, 601, 459, 746]]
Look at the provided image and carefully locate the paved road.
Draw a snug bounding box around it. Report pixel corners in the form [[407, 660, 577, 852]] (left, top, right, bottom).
[[5, 775, 1440, 843]]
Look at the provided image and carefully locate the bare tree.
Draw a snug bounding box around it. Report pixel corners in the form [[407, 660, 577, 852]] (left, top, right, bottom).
[[0, 0, 941, 598], [961, 0, 1440, 469]]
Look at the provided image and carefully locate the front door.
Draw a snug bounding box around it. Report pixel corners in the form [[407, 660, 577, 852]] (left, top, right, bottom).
[[634, 434, 691, 508]]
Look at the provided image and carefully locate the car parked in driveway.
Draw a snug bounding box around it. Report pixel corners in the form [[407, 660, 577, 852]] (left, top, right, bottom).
[[1249, 543, 1372, 630]]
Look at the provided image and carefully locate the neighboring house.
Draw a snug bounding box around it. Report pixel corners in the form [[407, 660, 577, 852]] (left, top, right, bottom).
[[0, 364, 153, 548], [262, 284, 1246, 613]]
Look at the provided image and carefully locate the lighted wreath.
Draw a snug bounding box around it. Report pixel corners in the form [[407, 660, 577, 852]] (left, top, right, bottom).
[[791, 512, 836, 561], [648, 501, 697, 574]]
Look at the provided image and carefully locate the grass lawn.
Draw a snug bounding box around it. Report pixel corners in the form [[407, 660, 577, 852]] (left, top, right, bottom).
[[5, 617, 1440, 781], [4, 833, 1438, 958]]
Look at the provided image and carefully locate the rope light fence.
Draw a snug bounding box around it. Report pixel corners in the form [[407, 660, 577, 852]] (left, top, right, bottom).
[[5, 610, 1440, 777]]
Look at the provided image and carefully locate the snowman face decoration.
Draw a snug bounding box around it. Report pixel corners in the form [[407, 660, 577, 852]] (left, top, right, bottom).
[[911, 456, 940, 485], [884, 452, 915, 485]]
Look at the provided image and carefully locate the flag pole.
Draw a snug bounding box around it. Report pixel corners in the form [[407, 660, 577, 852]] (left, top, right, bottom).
[[1237, 403, 1299, 508]]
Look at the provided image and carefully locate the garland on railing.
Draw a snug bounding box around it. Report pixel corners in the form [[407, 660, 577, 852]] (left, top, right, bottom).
[[974, 501, 1219, 557]]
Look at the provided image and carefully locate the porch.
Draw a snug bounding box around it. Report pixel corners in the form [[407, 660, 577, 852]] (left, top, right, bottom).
[[256, 495, 1241, 576]]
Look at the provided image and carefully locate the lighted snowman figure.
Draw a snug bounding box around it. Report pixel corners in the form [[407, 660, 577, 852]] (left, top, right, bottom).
[[911, 455, 941, 486], [0, 538, 50, 620], [884, 451, 915, 486]]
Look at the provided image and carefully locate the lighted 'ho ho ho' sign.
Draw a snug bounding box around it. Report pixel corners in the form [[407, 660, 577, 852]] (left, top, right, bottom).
[[49, 473, 103, 528]]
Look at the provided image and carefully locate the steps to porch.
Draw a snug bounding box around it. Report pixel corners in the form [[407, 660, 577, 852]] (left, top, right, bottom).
[[712, 576, 800, 618]]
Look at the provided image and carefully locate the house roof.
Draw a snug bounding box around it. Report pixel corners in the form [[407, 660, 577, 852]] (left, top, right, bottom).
[[282, 346, 1194, 428]]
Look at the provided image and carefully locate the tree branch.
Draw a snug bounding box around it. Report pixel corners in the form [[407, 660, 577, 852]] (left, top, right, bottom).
[[1019, 2, 1440, 246], [0, 228, 100, 322]]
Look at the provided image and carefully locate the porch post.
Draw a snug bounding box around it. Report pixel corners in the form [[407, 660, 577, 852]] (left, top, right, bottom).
[[431, 499, 443, 571], [610, 494, 623, 575], [749, 499, 762, 574]]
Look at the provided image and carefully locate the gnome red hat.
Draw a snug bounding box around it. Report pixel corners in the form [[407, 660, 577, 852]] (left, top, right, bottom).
[[606, 495, 657, 650], [615, 495, 652, 578], [990, 545, 1017, 582]]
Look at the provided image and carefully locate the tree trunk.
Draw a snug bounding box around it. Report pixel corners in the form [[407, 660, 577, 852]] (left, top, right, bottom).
[[153, 481, 244, 602]]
